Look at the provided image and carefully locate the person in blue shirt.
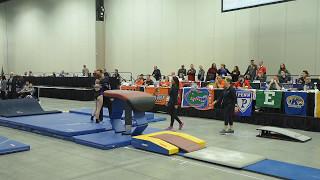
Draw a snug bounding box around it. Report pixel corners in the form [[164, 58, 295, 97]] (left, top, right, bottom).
[[217, 64, 230, 77]]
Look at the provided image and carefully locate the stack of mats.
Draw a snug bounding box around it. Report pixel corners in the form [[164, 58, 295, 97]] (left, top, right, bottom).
[[132, 131, 206, 155], [69, 108, 166, 123], [0, 136, 30, 155], [0, 113, 112, 140]]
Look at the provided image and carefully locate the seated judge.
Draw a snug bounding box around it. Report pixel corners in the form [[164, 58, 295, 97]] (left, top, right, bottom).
[[267, 76, 282, 90], [255, 72, 267, 82], [297, 70, 311, 86], [144, 75, 154, 86], [278, 70, 291, 83], [213, 76, 226, 88], [18, 81, 34, 98], [234, 75, 251, 89], [135, 74, 145, 86], [160, 76, 171, 87]]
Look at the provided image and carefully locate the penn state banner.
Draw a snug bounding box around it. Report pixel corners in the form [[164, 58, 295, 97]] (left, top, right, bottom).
[[284, 92, 307, 116], [236, 90, 253, 116], [315, 90, 320, 118], [256, 90, 282, 109], [182, 87, 214, 110]]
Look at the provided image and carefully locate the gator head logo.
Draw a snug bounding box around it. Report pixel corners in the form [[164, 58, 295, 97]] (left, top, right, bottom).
[[286, 95, 304, 108], [185, 89, 209, 108], [154, 88, 161, 95]]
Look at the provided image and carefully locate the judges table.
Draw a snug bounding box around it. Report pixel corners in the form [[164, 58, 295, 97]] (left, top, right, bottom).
[[23, 76, 120, 101], [24, 77, 95, 101], [24, 77, 95, 88]]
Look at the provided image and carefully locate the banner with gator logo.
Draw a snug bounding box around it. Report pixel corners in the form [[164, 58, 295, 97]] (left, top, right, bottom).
[[315, 90, 320, 118], [236, 90, 253, 117], [181, 88, 214, 110], [256, 90, 282, 109], [284, 92, 307, 116], [145, 87, 170, 106]]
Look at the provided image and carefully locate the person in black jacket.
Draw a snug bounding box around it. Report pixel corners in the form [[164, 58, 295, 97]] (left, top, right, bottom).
[[166, 76, 184, 130], [152, 66, 162, 81], [214, 78, 239, 134]]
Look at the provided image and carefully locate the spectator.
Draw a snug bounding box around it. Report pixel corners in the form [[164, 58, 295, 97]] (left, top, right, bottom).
[[82, 65, 90, 77], [245, 59, 258, 81], [197, 65, 205, 81], [160, 76, 171, 87], [278, 70, 290, 83], [152, 66, 162, 81], [230, 66, 240, 82], [135, 74, 145, 86], [112, 69, 122, 89], [178, 65, 187, 79], [103, 68, 110, 78], [234, 75, 251, 89], [277, 63, 291, 78], [7, 72, 17, 99], [59, 70, 65, 77], [217, 64, 230, 77], [255, 72, 267, 82], [18, 81, 34, 98], [298, 70, 311, 85], [257, 61, 267, 75], [207, 63, 217, 81], [0, 75, 7, 99], [187, 64, 196, 81], [145, 75, 154, 86], [268, 76, 282, 90], [28, 71, 33, 77], [213, 76, 226, 88], [316, 76, 320, 90]]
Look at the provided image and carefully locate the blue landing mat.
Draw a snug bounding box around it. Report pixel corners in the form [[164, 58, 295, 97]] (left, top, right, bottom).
[[0, 113, 112, 138], [244, 159, 320, 180], [69, 108, 158, 121], [73, 131, 131, 150], [0, 136, 30, 155]]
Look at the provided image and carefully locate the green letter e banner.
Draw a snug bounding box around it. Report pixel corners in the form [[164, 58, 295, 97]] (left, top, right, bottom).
[[256, 90, 282, 109]]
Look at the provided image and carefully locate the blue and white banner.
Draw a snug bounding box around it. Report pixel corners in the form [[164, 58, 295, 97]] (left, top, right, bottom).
[[284, 92, 307, 116], [236, 90, 253, 117]]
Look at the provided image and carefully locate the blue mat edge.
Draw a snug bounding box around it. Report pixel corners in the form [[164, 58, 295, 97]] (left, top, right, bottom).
[[243, 159, 320, 180]]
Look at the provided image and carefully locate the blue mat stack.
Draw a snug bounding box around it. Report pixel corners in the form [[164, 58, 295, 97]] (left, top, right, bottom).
[[0, 136, 30, 155], [0, 108, 163, 150]]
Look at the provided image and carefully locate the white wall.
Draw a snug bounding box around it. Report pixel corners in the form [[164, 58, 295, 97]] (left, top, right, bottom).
[[0, 4, 7, 71], [3, 0, 96, 74], [105, 0, 320, 77]]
